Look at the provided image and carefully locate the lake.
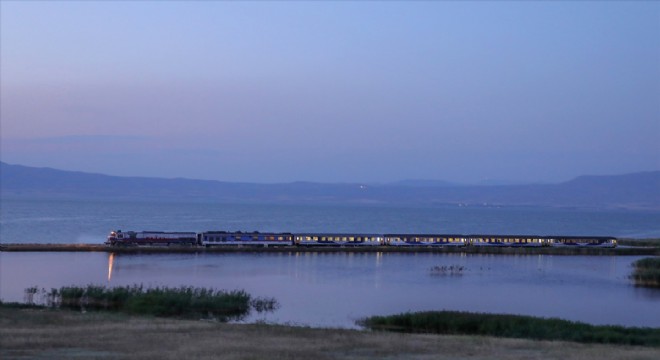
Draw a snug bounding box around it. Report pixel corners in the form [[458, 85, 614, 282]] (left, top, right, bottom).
[[1, 198, 659, 328], [2, 198, 660, 244], [1, 251, 658, 328]]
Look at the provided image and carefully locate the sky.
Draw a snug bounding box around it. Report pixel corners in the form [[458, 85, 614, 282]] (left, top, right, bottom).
[[1, 1, 659, 184]]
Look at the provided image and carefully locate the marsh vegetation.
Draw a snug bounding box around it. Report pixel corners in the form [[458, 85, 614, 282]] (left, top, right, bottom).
[[429, 265, 465, 276], [630, 257, 660, 288], [2, 306, 659, 360], [359, 311, 660, 347], [20, 284, 277, 321]]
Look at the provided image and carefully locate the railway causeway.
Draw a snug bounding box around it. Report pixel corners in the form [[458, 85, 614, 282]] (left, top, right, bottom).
[[1, 243, 658, 255]]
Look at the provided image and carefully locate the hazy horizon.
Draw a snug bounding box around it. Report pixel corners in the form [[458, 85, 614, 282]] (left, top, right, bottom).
[[2, 1, 658, 184]]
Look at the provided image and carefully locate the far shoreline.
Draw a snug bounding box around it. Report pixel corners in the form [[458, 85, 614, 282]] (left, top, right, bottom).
[[1, 243, 658, 256]]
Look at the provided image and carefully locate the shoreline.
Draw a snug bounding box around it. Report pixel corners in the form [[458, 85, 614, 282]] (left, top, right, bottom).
[[1, 243, 658, 255], [2, 307, 658, 360]]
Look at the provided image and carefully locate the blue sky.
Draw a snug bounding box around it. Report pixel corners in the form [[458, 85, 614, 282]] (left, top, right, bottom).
[[1, 1, 658, 184]]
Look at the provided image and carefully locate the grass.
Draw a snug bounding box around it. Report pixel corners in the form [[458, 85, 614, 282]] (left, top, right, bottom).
[[429, 265, 465, 276], [359, 311, 660, 347], [618, 238, 660, 248], [630, 257, 660, 288], [1, 306, 659, 360], [23, 284, 277, 321]]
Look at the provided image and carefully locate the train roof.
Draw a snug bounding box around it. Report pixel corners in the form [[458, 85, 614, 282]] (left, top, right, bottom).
[[294, 233, 383, 236], [202, 231, 292, 234], [384, 233, 466, 237], [466, 234, 616, 239]]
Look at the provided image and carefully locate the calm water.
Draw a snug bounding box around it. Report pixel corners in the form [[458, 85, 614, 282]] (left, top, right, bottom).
[[1, 251, 658, 328], [2, 198, 660, 243], [1, 198, 659, 328]]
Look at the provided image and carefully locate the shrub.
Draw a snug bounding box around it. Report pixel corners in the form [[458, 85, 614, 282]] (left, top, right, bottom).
[[43, 284, 276, 321], [359, 311, 660, 347], [630, 257, 660, 288]]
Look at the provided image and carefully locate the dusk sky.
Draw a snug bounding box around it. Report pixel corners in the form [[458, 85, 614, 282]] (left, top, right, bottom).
[[1, 1, 658, 184]]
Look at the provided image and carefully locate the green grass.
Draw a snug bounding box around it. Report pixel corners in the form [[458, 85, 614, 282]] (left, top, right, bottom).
[[630, 257, 660, 288], [359, 311, 660, 347], [24, 284, 276, 321]]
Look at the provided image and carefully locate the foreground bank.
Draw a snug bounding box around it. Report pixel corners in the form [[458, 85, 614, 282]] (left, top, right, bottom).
[[1, 307, 658, 360]]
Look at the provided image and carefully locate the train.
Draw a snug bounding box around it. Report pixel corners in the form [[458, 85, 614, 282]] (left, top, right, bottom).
[[105, 230, 617, 248]]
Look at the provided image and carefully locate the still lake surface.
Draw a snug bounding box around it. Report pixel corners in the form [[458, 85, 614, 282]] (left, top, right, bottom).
[[1, 198, 659, 328]]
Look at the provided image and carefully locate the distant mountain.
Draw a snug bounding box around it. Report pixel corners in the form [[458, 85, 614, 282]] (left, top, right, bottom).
[[389, 179, 460, 187], [1, 162, 658, 210]]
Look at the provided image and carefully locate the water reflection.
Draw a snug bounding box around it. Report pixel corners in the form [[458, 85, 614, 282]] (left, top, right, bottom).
[[107, 253, 115, 282], [633, 286, 660, 301], [1, 252, 658, 328]]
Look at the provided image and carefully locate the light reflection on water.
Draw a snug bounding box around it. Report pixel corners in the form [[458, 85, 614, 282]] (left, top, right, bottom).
[[1, 251, 658, 328], [108, 253, 114, 282]]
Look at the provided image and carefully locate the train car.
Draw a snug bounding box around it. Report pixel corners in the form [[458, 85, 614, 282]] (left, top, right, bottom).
[[294, 233, 384, 246], [106, 230, 197, 246], [385, 234, 467, 247], [547, 236, 617, 248], [468, 235, 547, 247], [106, 229, 617, 249], [200, 231, 293, 247]]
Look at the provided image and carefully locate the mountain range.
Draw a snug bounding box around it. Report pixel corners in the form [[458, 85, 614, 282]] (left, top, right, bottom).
[[1, 162, 658, 210]]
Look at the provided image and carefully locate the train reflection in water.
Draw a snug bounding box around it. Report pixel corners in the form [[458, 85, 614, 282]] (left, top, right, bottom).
[[106, 230, 617, 248]]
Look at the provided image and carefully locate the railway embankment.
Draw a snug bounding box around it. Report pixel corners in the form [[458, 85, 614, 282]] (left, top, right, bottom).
[[1, 243, 658, 255]]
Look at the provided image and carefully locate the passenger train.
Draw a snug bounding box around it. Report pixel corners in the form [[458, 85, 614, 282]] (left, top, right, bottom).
[[106, 230, 617, 248]]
